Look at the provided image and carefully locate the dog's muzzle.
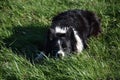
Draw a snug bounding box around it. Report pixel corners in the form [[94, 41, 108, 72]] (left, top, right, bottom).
[[56, 50, 65, 58]]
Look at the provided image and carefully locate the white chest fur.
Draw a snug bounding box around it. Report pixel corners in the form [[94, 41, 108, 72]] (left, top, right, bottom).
[[73, 28, 83, 53]]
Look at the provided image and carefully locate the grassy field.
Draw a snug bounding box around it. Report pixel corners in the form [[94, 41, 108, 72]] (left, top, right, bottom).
[[0, 0, 120, 80]]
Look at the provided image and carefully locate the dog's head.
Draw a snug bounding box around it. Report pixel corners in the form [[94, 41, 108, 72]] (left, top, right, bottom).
[[46, 27, 73, 58]]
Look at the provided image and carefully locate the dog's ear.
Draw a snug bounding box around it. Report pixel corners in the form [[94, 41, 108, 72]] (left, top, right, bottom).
[[66, 27, 77, 51], [66, 27, 73, 38], [45, 28, 55, 54], [47, 28, 55, 41]]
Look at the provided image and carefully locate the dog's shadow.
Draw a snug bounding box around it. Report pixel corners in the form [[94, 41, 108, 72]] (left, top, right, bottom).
[[4, 24, 49, 61]]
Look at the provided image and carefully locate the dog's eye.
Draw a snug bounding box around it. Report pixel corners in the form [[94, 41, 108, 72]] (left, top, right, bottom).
[[62, 43, 67, 48]]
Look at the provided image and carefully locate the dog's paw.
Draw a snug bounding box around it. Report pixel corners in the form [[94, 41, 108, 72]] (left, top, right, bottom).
[[34, 52, 45, 61]]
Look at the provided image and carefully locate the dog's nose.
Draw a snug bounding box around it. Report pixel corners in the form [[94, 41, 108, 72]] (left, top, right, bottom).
[[56, 51, 65, 58]]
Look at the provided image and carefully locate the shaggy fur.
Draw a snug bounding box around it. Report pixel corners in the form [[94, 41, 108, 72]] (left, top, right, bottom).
[[45, 9, 101, 58]]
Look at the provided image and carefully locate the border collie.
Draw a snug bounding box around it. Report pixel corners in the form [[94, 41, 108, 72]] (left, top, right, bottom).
[[44, 9, 101, 58]]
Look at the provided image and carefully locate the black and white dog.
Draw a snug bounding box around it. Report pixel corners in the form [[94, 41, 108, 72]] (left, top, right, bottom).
[[44, 9, 101, 58]]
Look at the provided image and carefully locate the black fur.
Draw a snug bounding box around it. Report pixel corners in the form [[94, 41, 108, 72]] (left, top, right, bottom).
[[45, 9, 101, 57]]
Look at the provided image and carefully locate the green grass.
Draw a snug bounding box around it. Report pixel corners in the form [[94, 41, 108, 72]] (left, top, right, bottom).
[[0, 0, 120, 80]]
